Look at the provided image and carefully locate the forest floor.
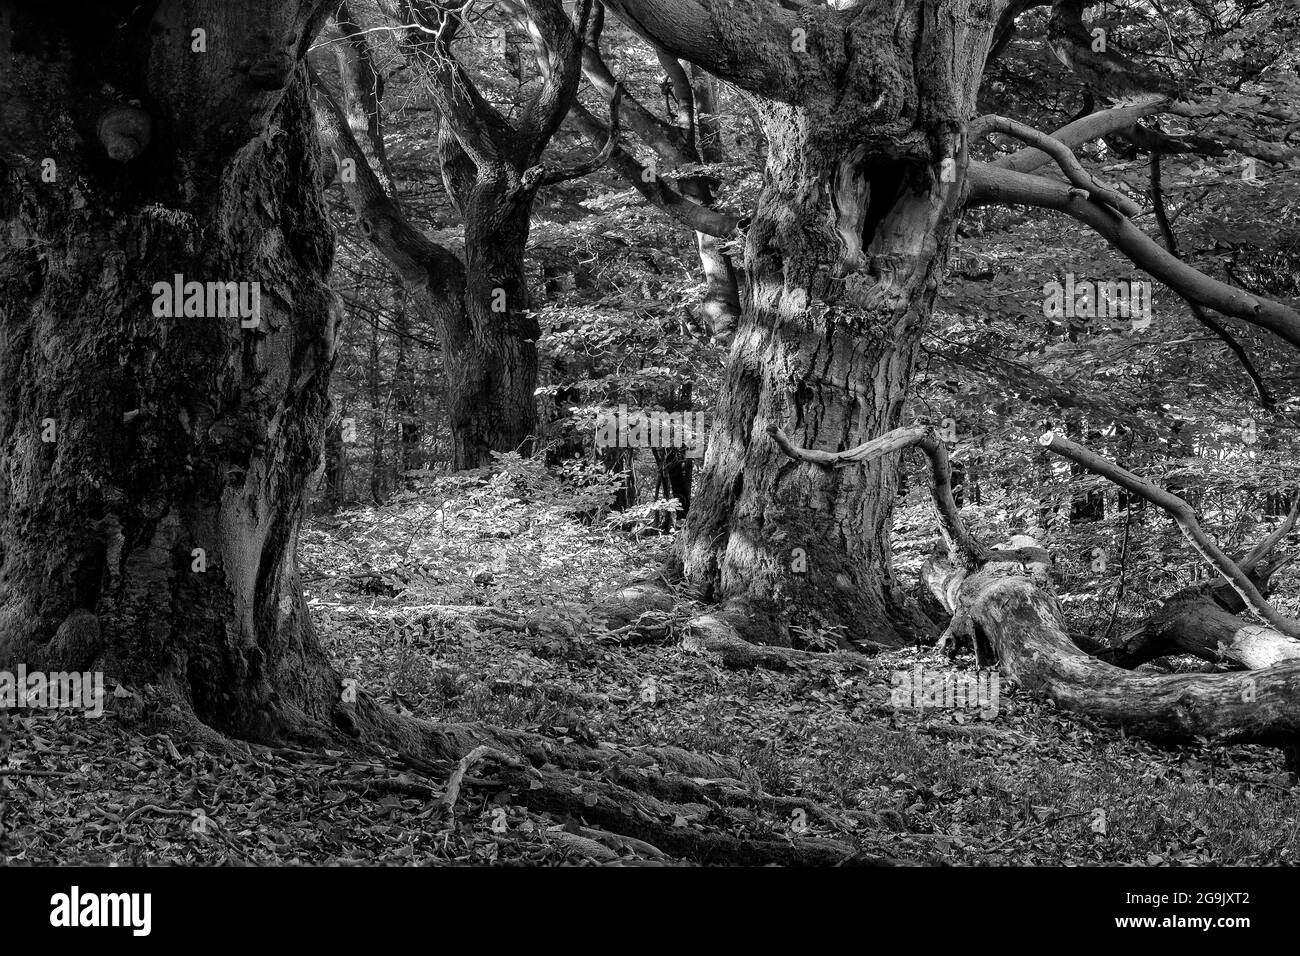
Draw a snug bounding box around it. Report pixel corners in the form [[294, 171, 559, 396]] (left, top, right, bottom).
[[4, 468, 1299, 866]]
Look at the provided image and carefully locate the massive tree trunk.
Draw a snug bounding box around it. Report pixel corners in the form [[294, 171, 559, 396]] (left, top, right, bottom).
[[640, 2, 1000, 645], [0, 1, 352, 743]]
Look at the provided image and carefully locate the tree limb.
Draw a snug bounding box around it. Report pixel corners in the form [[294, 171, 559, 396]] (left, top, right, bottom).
[[600, 0, 815, 102], [972, 114, 1141, 217], [1046, 0, 1180, 98], [515, 0, 589, 162], [568, 101, 743, 238], [966, 162, 1300, 349], [993, 97, 1173, 174], [400, 0, 516, 168], [1038, 430, 1300, 638], [518, 84, 624, 193], [767, 424, 989, 564], [1241, 495, 1300, 573]]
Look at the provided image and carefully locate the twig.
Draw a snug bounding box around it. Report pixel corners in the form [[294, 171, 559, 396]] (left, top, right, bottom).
[[0, 769, 73, 778], [972, 114, 1142, 217], [440, 745, 525, 821], [122, 803, 194, 825]]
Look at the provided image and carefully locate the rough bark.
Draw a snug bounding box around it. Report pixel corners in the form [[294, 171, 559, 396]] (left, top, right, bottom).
[[604, 0, 1002, 645], [0, 0, 354, 742]]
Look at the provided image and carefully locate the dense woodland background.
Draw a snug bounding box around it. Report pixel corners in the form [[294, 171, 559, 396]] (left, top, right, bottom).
[[2, 0, 1300, 866]]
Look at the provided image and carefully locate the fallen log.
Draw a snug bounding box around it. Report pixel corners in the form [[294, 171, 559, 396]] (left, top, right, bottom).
[[770, 422, 1300, 757], [945, 554, 1300, 747], [1103, 589, 1300, 670]]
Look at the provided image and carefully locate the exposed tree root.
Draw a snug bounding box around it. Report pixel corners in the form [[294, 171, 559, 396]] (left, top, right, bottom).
[[121, 674, 907, 865], [683, 612, 882, 669], [493, 761, 907, 865], [595, 577, 885, 668]]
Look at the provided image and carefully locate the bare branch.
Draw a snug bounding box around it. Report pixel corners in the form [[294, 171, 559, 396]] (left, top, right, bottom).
[[972, 114, 1142, 216], [1149, 150, 1274, 409], [519, 84, 625, 192], [1241, 495, 1300, 573], [1039, 430, 1300, 639], [966, 162, 1300, 349], [767, 424, 988, 564], [400, 0, 515, 168]]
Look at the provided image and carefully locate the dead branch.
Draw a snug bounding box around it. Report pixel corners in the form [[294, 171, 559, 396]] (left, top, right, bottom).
[[1039, 430, 1300, 639], [767, 423, 989, 564], [440, 745, 526, 821]]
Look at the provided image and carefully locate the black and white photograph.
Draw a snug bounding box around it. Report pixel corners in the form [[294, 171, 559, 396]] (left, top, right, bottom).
[[0, 0, 1295, 936]]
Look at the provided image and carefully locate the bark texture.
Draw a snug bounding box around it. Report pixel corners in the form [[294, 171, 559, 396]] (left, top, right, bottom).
[[607, 0, 1001, 644], [0, 0, 354, 742]]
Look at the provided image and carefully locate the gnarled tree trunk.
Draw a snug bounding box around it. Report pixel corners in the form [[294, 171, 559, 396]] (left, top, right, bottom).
[[643, 1, 999, 645], [0, 1, 352, 743]]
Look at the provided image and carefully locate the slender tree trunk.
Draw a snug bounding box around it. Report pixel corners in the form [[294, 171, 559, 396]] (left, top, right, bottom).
[[325, 417, 349, 509], [392, 292, 422, 472], [685, 67, 741, 337], [367, 315, 386, 501], [602, 447, 638, 512], [0, 2, 351, 742]]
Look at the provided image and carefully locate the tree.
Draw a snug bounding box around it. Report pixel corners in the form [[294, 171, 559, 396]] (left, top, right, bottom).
[[0, 0, 352, 741], [605, 0, 1299, 650], [313, 0, 613, 469], [604, 0, 1000, 643]]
